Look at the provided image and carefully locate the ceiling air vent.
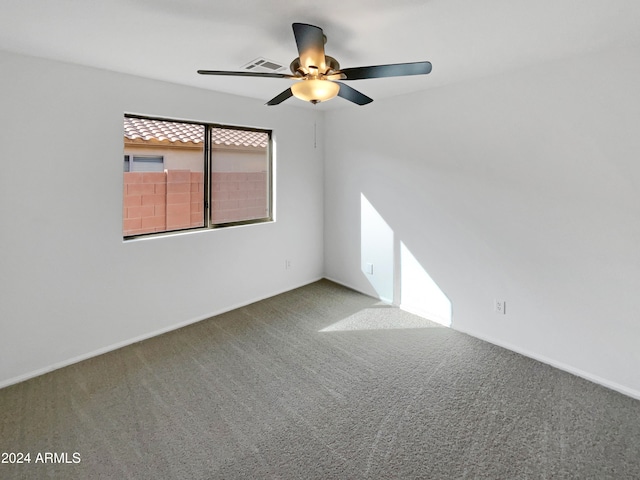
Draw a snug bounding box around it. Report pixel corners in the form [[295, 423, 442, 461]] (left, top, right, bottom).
[[241, 58, 286, 73]]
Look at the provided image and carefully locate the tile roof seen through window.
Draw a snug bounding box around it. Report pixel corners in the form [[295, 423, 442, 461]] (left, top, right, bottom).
[[124, 117, 268, 148], [210, 127, 268, 148]]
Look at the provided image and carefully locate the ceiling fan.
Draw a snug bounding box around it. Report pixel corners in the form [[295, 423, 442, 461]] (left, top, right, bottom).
[[198, 23, 432, 106]]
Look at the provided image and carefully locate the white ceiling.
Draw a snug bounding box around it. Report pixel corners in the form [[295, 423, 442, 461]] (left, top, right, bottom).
[[2, 0, 640, 110]]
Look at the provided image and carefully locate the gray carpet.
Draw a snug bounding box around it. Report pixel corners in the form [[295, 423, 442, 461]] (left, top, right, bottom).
[[1, 279, 639, 479]]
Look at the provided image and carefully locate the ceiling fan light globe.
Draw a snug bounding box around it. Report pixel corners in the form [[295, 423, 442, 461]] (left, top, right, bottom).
[[291, 79, 339, 103]]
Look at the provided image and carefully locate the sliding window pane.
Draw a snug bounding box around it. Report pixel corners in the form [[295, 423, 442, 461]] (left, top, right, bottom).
[[210, 128, 270, 225], [123, 117, 205, 237]]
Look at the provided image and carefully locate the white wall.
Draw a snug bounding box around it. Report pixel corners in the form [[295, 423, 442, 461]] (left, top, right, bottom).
[[0, 50, 324, 387], [324, 46, 640, 398]]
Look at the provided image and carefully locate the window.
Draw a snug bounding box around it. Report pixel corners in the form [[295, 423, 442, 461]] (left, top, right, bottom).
[[210, 128, 270, 224], [124, 155, 164, 173], [123, 115, 272, 238]]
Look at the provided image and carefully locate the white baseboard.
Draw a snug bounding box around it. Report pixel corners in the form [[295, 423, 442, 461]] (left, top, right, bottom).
[[453, 326, 640, 401], [322, 275, 389, 302], [5, 275, 639, 403], [0, 277, 323, 390]]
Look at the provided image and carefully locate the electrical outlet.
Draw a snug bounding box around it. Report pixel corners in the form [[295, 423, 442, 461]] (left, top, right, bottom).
[[495, 299, 506, 315], [285, 259, 292, 270]]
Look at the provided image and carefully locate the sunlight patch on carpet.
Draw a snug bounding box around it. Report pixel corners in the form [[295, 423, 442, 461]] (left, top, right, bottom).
[[319, 305, 443, 332]]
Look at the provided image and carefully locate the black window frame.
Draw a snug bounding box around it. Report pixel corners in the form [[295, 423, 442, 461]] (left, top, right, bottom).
[[123, 113, 273, 240]]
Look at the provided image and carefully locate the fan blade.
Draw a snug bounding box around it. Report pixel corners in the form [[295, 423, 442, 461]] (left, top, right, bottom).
[[266, 88, 293, 106], [336, 82, 373, 106], [325, 72, 347, 81], [292, 23, 326, 71], [338, 61, 432, 80], [198, 70, 295, 79]]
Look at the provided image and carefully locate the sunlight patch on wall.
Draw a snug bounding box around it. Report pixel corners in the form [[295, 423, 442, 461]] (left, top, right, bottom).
[[358, 193, 453, 329], [360, 193, 394, 303], [400, 242, 452, 327]]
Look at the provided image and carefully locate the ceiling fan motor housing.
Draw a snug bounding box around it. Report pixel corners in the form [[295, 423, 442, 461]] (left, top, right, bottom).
[[290, 56, 340, 76]]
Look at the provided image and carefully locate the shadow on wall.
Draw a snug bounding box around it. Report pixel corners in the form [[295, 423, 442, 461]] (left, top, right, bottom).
[[359, 193, 452, 327]]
